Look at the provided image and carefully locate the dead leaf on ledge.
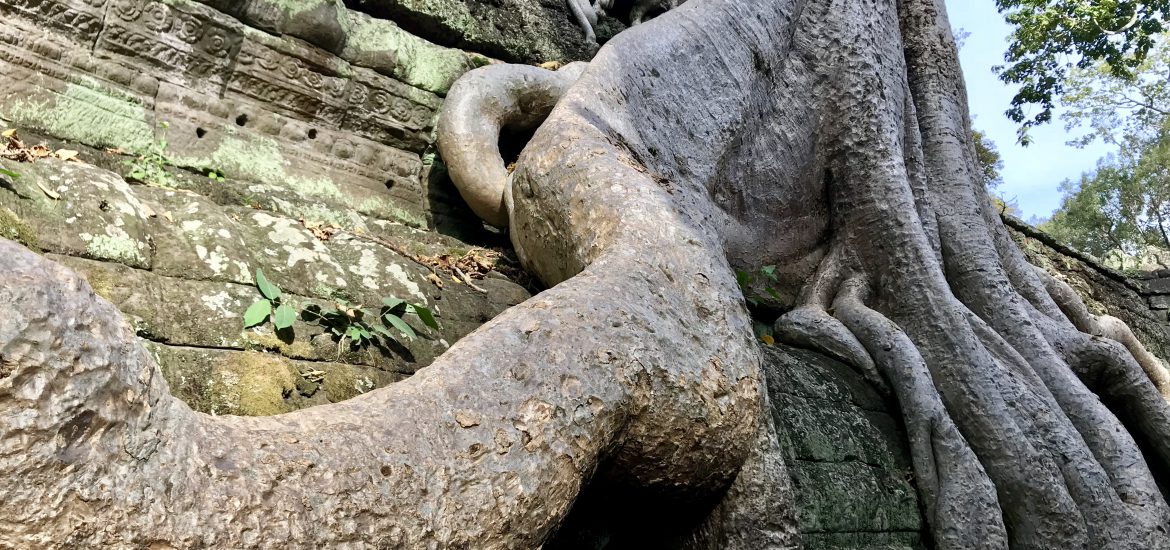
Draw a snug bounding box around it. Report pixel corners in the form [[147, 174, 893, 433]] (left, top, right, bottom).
[[34, 180, 60, 200], [53, 149, 79, 161], [1, 129, 15, 138], [426, 272, 444, 289]]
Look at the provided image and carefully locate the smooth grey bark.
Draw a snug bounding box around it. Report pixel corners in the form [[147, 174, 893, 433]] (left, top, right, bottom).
[[2, 0, 1170, 548]]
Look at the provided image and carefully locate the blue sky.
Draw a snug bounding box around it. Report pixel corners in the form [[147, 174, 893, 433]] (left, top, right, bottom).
[[943, 0, 1113, 220]]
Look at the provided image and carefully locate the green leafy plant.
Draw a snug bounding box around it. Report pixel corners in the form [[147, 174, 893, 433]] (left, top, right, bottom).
[[0, 165, 17, 179], [243, 268, 298, 331], [302, 297, 439, 359], [207, 169, 225, 182], [125, 122, 176, 188], [735, 264, 784, 307], [242, 268, 440, 359]]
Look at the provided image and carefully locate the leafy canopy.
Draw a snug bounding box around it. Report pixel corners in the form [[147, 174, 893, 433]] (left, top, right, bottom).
[[996, 0, 1170, 143]]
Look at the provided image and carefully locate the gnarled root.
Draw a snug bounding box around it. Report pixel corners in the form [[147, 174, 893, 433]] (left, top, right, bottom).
[[437, 62, 588, 228], [1032, 266, 1170, 400]]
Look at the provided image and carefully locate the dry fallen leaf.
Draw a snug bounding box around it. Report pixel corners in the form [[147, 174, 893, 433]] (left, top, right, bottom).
[[163, 211, 174, 223], [54, 149, 79, 161], [1, 129, 15, 138], [105, 147, 126, 155], [34, 180, 60, 200], [426, 272, 444, 289], [538, 60, 563, 70]]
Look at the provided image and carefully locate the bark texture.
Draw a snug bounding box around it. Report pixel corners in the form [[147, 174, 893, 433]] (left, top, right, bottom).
[[2, 0, 1170, 548]]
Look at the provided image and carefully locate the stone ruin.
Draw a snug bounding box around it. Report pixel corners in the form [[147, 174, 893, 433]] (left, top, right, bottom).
[[2, 1, 1169, 547]]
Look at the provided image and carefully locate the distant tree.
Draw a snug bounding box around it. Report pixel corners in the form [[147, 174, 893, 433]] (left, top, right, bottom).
[[1061, 35, 1170, 148], [972, 128, 1005, 189], [996, 0, 1170, 143], [1042, 157, 1148, 269]]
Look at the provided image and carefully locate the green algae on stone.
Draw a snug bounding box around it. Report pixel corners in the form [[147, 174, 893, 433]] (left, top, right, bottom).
[[2, 80, 155, 153], [0, 206, 39, 251], [169, 133, 343, 202], [343, 11, 477, 95], [357, 198, 427, 228]]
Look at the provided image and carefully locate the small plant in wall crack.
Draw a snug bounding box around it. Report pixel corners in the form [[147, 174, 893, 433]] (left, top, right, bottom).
[[735, 265, 783, 307], [302, 297, 440, 360], [243, 268, 298, 333], [736, 265, 785, 346], [242, 268, 440, 360], [125, 122, 177, 188]]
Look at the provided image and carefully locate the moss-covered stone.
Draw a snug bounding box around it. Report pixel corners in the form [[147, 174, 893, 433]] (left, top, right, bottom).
[[321, 362, 376, 402], [242, 331, 318, 360], [0, 205, 38, 251], [766, 344, 926, 544], [346, 0, 612, 65], [343, 11, 478, 95], [206, 351, 299, 416]]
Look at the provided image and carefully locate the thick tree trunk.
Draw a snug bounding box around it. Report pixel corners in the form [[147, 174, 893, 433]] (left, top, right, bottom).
[[2, 0, 1169, 548]]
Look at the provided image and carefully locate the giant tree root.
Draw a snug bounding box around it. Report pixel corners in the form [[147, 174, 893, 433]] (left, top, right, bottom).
[[4, 0, 1170, 547]]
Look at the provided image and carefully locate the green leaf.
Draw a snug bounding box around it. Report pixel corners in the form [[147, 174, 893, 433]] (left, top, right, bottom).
[[243, 300, 272, 328], [255, 268, 281, 301], [356, 325, 372, 339], [735, 270, 752, 288], [273, 304, 296, 329], [760, 265, 777, 280], [0, 166, 18, 179], [409, 304, 439, 329], [383, 313, 416, 340], [765, 287, 784, 301], [382, 297, 406, 313], [346, 326, 362, 342], [372, 324, 395, 339]]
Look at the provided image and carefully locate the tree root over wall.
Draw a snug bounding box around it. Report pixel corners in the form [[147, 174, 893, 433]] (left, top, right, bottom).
[[2, 0, 1169, 548]]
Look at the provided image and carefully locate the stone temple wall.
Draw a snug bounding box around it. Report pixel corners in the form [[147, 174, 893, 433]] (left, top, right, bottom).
[[1, 3, 1167, 548], [0, 0, 569, 415]]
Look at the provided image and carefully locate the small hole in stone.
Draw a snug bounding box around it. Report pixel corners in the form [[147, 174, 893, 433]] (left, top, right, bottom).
[[195, 128, 206, 138], [235, 114, 249, 127], [385, 179, 396, 189], [307, 129, 318, 140]]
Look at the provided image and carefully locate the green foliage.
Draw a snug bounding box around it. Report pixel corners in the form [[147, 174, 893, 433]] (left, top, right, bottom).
[[995, 0, 1170, 143], [244, 268, 296, 330], [244, 268, 440, 359], [1041, 156, 1150, 270], [0, 165, 17, 179], [125, 122, 176, 188], [735, 265, 783, 307], [1060, 34, 1170, 148], [208, 169, 226, 182], [972, 128, 1004, 189]]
